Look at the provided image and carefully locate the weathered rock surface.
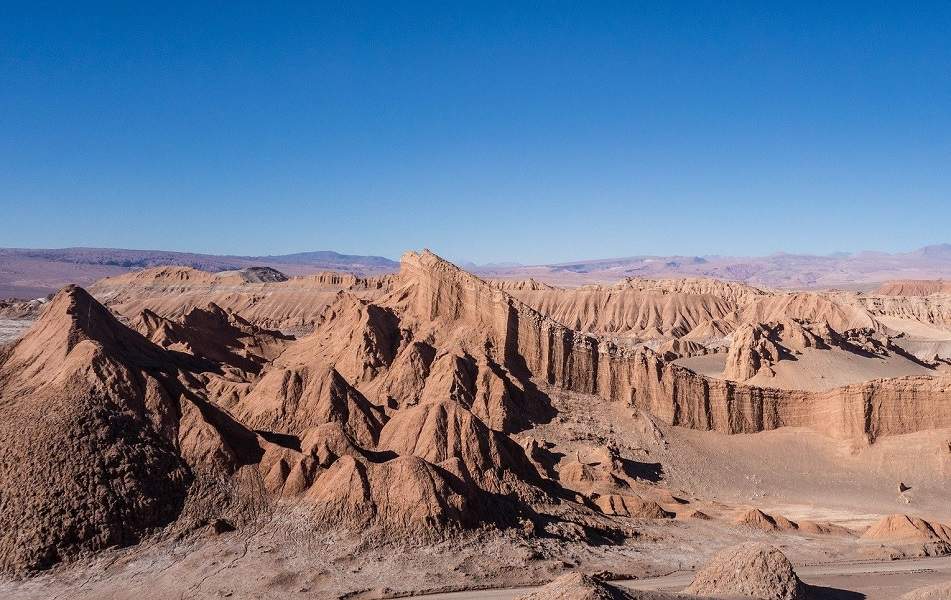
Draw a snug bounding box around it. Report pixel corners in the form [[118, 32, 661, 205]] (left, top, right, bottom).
[[685, 542, 807, 600], [517, 572, 700, 600], [505, 277, 763, 340], [594, 494, 673, 519], [90, 266, 394, 333], [900, 580, 951, 600], [735, 509, 798, 533], [135, 302, 291, 372], [724, 323, 784, 380], [0, 286, 261, 574], [862, 514, 951, 543]]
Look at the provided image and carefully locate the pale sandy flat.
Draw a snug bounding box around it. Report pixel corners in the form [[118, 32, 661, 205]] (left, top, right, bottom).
[[673, 353, 727, 377], [877, 315, 951, 340], [676, 346, 934, 391]]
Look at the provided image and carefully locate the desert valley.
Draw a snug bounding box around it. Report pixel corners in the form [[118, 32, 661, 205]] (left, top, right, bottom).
[[0, 248, 950, 599], [6, 3, 951, 598]]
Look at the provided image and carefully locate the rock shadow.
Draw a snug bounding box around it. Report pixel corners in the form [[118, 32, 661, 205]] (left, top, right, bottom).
[[807, 584, 865, 600], [618, 457, 663, 483]]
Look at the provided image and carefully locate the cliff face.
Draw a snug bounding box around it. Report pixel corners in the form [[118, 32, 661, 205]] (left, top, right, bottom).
[[393, 252, 951, 444], [860, 294, 951, 329], [503, 281, 752, 339], [580, 341, 948, 443]]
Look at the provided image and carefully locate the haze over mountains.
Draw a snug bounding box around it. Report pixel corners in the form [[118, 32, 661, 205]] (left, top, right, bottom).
[[481, 243, 951, 289], [0, 247, 399, 298], [3, 243, 951, 299]]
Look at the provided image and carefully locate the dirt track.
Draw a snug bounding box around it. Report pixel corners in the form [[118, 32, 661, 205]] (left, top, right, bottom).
[[414, 555, 951, 600]]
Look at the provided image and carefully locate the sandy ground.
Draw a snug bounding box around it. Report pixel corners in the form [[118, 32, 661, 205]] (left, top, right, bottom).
[[876, 316, 951, 341], [660, 424, 951, 524], [877, 316, 951, 364], [414, 556, 951, 600], [675, 347, 934, 391]]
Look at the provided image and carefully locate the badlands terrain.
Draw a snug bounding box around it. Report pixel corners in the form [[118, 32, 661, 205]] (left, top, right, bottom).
[[1, 250, 950, 599]]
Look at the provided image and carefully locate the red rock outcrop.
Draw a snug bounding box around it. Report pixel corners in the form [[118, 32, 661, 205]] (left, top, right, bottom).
[[235, 365, 385, 445], [90, 266, 394, 333], [305, 455, 476, 539], [724, 323, 785, 380], [685, 542, 807, 600], [135, 303, 291, 373], [593, 494, 673, 519], [0, 286, 264, 574], [504, 277, 762, 340], [376, 398, 540, 494], [862, 514, 951, 543]]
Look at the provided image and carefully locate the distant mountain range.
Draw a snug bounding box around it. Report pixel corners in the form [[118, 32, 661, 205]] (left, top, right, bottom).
[[0, 247, 398, 298], [2, 244, 951, 299], [474, 244, 951, 289]]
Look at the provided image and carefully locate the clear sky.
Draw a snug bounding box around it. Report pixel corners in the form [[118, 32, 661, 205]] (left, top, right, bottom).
[[1, 2, 949, 264]]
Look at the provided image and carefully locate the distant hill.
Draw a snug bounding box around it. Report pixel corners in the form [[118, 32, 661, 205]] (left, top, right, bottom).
[[3, 244, 951, 299], [473, 245, 951, 290], [255, 250, 399, 269], [0, 247, 398, 298]]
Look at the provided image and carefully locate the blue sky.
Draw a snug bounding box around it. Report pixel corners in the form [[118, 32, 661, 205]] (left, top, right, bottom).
[[1, 2, 949, 264]]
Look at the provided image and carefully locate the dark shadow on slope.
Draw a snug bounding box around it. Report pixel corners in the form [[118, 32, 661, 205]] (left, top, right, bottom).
[[152, 370, 264, 468], [254, 430, 302, 452], [162, 349, 224, 375], [175, 305, 293, 374], [529, 446, 565, 479], [357, 447, 399, 463], [490, 352, 558, 431], [619, 457, 663, 483], [888, 342, 939, 370], [806, 584, 865, 600]]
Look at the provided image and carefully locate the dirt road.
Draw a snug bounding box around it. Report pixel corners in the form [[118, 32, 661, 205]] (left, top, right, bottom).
[[413, 555, 951, 600]]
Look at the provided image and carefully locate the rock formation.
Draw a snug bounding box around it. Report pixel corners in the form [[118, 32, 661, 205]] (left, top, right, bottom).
[[90, 266, 394, 333], [724, 323, 785, 380], [517, 572, 700, 600], [504, 277, 762, 340], [899, 580, 951, 600], [135, 303, 291, 373], [735, 509, 797, 532], [0, 286, 262, 573], [593, 494, 673, 519], [861, 514, 951, 543], [305, 455, 475, 539], [685, 542, 807, 600], [656, 338, 711, 360], [737, 292, 882, 334]]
